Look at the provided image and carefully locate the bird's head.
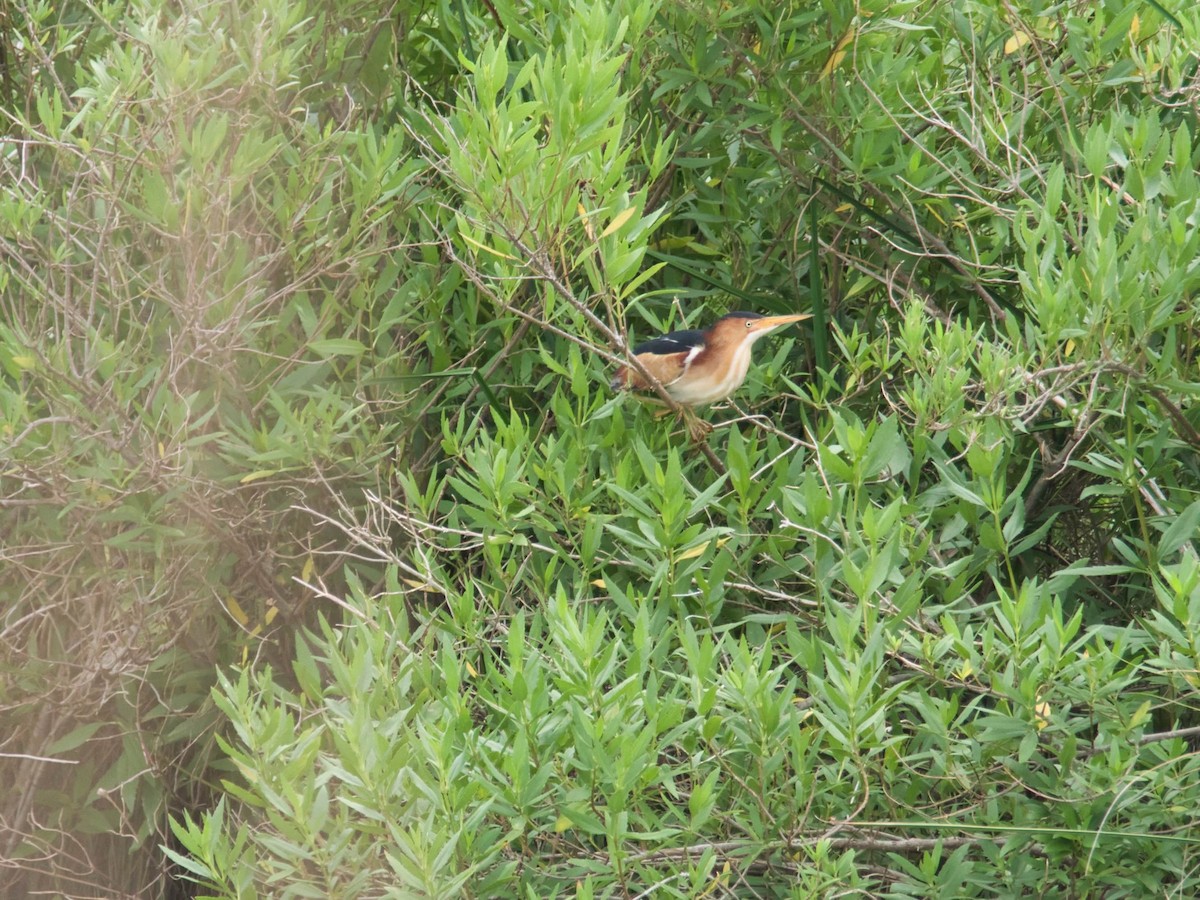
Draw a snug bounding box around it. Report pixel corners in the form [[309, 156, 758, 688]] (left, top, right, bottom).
[[711, 311, 812, 345]]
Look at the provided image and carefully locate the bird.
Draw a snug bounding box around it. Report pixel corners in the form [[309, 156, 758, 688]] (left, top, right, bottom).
[[610, 311, 811, 438]]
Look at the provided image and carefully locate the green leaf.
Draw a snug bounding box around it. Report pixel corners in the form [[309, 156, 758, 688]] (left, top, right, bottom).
[[46, 722, 105, 755], [308, 338, 368, 358], [1159, 500, 1200, 558]]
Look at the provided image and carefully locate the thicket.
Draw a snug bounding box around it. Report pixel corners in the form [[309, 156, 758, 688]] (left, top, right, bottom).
[[3, 0, 1200, 896]]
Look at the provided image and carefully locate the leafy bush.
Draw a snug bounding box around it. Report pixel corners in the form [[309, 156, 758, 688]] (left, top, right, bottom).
[[4, 0, 1200, 896]]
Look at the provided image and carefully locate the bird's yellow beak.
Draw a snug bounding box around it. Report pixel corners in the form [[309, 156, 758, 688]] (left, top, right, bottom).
[[748, 313, 812, 333]]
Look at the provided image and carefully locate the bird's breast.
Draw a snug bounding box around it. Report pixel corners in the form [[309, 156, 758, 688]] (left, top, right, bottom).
[[667, 340, 755, 406]]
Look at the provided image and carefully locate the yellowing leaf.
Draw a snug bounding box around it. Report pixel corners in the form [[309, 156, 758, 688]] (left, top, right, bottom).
[[600, 206, 637, 239], [1064, 338, 1076, 357], [957, 660, 975, 680], [465, 659, 478, 678], [158, 441, 166, 458], [301, 555, 315, 583], [578, 202, 595, 240], [676, 536, 730, 562], [698, 861, 732, 897], [821, 28, 854, 80], [264, 602, 279, 625], [240, 469, 279, 484], [590, 578, 606, 589], [1005, 30, 1031, 54], [227, 595, 250, 626], [459, 231, 516, 260], [554, 815, 572, 833], [1130, 13, 1139, 41], [1035, 700, 1051, 730], [401, 577, 440, 592], [821, 48, 847, 79], [11, 355, 36, 370]]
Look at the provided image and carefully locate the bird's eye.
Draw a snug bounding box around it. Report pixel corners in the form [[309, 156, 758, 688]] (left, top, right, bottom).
[[745, 320, 753, 328]]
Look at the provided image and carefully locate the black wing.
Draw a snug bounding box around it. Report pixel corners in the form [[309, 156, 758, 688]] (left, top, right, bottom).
[[631, 328, 706, 356]]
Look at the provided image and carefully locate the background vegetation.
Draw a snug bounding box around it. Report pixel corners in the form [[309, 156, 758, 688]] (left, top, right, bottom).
[[3, 0, 1200, 895]]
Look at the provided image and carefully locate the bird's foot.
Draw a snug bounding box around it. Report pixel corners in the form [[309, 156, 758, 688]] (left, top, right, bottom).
[[684, 412, 713, 443]]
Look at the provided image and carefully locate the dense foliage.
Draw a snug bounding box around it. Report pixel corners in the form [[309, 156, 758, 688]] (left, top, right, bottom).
[[3, 0, 1200, 895]]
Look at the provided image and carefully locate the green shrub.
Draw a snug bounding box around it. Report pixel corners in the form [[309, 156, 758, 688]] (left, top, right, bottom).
[[4, 0, 1200, 896]]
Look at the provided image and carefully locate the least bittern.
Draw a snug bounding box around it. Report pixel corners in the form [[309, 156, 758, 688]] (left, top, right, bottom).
[[611, 311, 811, 439]]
